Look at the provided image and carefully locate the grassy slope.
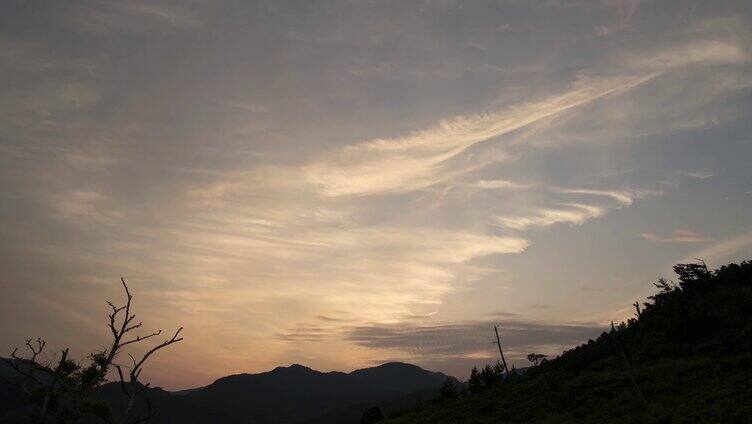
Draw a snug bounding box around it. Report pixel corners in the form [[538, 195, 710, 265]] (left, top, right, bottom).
[[384, 261, 752, 424], [385, 355, 752, 424]]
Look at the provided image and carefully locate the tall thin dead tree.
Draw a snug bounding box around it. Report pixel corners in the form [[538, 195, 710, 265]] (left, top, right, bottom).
[[2, 278, 183, 424], [493, 325, 510, 376], [610, 321, 647, 408]]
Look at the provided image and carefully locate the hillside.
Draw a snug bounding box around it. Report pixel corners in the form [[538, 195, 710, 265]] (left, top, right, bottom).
[[383, 261, 752, 423]]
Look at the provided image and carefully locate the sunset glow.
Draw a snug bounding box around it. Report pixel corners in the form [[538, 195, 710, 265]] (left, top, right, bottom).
[[2, 1, 751, 390]]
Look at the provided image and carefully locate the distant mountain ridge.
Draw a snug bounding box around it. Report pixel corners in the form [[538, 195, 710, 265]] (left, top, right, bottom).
[[1, 361, 456, 424]]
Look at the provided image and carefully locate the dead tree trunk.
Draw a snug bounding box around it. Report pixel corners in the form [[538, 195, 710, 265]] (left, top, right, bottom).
[[494, 325, 510, 376]]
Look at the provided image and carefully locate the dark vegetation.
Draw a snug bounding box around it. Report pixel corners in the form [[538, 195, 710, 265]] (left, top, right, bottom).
[[1, 279, 182, 424], [383, 261, 752, 423]]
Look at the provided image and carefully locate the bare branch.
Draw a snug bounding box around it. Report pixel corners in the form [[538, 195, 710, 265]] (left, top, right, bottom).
[[128, 353, 138, 368], [23, 338, 46, 364], [120, 330, 162, 348], [9, 277, 183, 424], [124, 322, 144, 333], [102, 278, 137, 372], [116, 365, 128, 393], [131, 327, 183, 377]]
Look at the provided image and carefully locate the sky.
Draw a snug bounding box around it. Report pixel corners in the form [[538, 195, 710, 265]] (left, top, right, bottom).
[[1, 0, 752, 390]]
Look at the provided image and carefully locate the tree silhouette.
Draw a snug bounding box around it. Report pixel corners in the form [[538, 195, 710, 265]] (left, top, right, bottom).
[[1, 278, 183, 423], [526, 353, 547, 367], [467, 367, 482, 394], [479, 363, 503, 388]]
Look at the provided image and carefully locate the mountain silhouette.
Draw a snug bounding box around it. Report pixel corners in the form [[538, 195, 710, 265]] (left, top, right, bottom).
[[1, 361, 455, 423]]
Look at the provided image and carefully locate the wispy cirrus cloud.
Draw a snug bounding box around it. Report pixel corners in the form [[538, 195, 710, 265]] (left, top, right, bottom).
[[302, 38, 747, 201], [686, 171, 716, 180], [496, 203, 606, 230], [304, 74, 655, 197], [640, 230, 713, 243], [681, 229, 752, 264], [654, 230, 752, 291], [622, 40, 748, 71], [473, 179, 533, 190], [553, 187, 650, 206], [493, 186, 658, 230]]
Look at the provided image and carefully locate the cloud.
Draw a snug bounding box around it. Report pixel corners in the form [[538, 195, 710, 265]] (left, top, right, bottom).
[[68, 1, 201, 33], [51, 189, 126, 224], [640, 230, 712, 243], [553, 187, 647, 206], [473, 179, 532, 190], [622, 40, 748, 71], [496, 203, 606, 230], [681, 229, 752, 265], [315, 315, 352, 323], [685, 171, 715, 179], [487, 311, 519, 318], [346, 320, 604, 361], [277, 324, 331, 342], [304, 74, 654, 197], [86, 185, 532, 323], [302, 38, 746, 199]]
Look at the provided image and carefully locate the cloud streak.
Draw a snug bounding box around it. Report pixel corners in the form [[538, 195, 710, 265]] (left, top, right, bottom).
[[682, 229, 752, 264], [554, 187, 647, 206], [346, 320, 605, 363], [641, 230, 713, 243], [304, 74, 656, 197], [473, 179, 533, 190], [496, 203, 606, 230], [686, 171, 716, 180], [302, 37, 748, 199]]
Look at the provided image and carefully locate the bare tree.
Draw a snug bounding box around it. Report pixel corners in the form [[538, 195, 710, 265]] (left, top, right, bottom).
[[493, 325, 510, 376], [1, 278, 183, 424]]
